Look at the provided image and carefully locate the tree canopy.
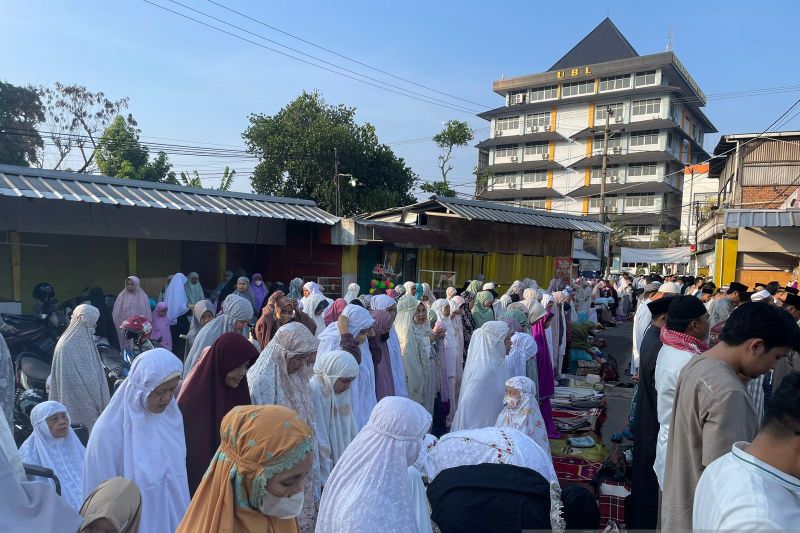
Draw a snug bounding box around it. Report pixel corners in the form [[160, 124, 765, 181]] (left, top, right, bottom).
[[95, 116, 175, 183], [243, 91, 417, 215], [0, 81, 45, 167], [420, 119, 474, 197], [38, 83, 135, 172]]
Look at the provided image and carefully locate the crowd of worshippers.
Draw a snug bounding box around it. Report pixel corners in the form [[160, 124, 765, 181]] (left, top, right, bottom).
[[4, 269, 800, 532], [0, 273, 621, 532], [624, 275, 800, 530]]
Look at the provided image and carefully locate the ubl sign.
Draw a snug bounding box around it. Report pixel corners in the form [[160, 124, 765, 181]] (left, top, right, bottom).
[[556, 66, 592, 79]]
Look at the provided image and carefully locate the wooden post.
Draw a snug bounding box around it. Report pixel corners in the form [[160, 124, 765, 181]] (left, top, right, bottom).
[[218, 243, 227, 280], [10, 231, 21, 302], [127, 238, 137, 276]]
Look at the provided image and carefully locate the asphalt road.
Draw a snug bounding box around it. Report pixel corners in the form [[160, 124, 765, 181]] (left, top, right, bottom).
[[596, 319, 635, 449]]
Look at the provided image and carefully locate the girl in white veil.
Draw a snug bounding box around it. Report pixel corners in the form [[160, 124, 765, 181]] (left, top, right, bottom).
[[316, 304, 376, 429], [495, 376, 551, 456], [450, 321, 511, 431]]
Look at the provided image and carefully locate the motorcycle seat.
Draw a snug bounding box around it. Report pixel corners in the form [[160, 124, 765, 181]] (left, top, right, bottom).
[[19, 356, 51, 384]]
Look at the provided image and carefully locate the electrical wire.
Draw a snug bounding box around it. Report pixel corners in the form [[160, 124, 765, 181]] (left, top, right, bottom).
[[142, 0, 482, 115], [205, 0, 491, 109]]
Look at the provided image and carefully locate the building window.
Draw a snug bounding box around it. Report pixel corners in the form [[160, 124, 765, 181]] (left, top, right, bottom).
[[522, 170, 547, 184], [524, 142, 549, 156], [531, 85, 558, 102], [495, 145, 517, 158], [519, 199, 546, 209], [593, 134, 621, 151], [595, 103, 624, 121], [630, 130, 659, 147], [496, 116, 520, 132], [634, 70, 657, 87], [631, 98, 661, 116], [590, 165, 621, 180], [561, 80, 595, 97], [598, 75, 631, 92], [525, 112, 551, 130], [627, 225, 652, 236], [589, 195, 616, 208], [625, 193, 656, 207], [492, 172, 517, 187], [628, 162, 657, 177]]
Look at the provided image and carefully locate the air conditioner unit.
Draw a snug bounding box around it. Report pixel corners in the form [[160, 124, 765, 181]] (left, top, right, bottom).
[[615, 116, 623, 123], [495, 130, 503, 136], [541, 153, 549, 160], [510, 156, 519, 162], [612, 146, 621, 154], [514, 94, 525, 104], [608, 175, 618, 183]]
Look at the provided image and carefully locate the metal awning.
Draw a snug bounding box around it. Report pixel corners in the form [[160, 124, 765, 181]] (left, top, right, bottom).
[[425, 196, 611, 233], [724, 209, 800, 228], [0, 164, 339, 225], [569, 150, 679, 169], [573, 249, 601, 261]]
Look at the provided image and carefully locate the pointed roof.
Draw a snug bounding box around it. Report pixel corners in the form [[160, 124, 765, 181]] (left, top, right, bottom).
[[549, 18, 638, 71]]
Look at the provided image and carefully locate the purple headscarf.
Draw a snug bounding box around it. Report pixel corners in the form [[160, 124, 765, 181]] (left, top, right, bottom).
[[250, 273, 268, 310]]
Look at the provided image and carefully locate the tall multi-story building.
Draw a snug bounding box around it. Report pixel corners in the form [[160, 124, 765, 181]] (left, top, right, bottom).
[[475, 18, 716, 244]]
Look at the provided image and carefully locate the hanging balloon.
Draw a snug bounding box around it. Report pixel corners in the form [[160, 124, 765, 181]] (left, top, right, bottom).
[[369, 288, 376, 294], [370, 280, 377, 287]]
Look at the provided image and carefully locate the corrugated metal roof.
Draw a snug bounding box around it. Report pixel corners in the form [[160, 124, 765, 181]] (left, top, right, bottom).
[[430, 196, 611, 233], [566, 181, 682, 198], [724, 209, 800, 228], [0, 164, 339, 225], [569, 150, 679, 168], [475, 131, 565, 149]]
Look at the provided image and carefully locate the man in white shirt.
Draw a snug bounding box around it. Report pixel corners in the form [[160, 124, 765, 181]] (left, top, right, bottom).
[[694, 372, 800, 530], [631, 282, 660, 375], [653, 295, 710, 488]]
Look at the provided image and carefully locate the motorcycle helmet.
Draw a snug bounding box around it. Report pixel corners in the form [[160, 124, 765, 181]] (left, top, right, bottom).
[[15, 387, 47, 422], [32, 282, 55, 302], [120, 315, 153, 345]]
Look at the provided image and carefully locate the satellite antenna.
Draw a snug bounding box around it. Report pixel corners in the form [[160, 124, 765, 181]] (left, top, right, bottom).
[[666, 27, 673, 52]]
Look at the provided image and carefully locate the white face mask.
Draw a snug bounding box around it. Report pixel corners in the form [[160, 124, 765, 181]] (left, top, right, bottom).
[[503, 394, 521, 409], [259, 489, 304, 519], [255, 280, 263, 286]]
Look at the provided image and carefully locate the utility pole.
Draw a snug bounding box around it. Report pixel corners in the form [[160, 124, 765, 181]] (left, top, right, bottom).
[[597, 105, 613, 276], [333, 148, 341, 217]]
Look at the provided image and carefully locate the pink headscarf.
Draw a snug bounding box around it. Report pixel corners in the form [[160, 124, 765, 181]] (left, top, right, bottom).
[[112, 276, 152, 348], [323, 298, 348, 326], [385, 289, 398, 299], [151, 302, 172, 351]]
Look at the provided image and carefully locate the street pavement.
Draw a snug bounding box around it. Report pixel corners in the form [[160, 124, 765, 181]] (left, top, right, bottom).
[[596, 320, 634, 449]]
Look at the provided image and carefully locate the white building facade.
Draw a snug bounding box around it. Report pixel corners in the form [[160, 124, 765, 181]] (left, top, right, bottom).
[[476, 18, 716, 245]]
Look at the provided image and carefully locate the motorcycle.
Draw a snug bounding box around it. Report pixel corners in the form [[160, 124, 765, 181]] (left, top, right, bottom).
[[13, 340, 128, 446]]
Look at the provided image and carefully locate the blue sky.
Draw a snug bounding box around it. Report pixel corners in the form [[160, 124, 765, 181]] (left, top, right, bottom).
[[2, 1, 799, 197]]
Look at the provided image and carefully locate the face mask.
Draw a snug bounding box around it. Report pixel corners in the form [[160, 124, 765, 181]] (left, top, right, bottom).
[[504, 394, 521, 409], [259, 489, 304, 519], [255, 280, 262, 286]]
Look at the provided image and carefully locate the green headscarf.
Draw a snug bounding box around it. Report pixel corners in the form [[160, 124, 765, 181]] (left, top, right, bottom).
[[465, 280, 482, 295], [471, 291, 495, 328], [502, 309, 529, 331]]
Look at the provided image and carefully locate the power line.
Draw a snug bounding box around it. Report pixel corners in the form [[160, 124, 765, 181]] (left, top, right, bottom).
[[205, 0, 491, 109], [142, 0, 481, 115]]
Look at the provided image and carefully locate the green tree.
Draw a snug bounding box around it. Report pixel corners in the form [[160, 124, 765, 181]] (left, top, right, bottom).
[[95, 116, 175, 183], [420, 119, 474, 197], [178, 166, 235, 190], [0, 82, 45, 166], [243, 91, 417, 215], [653, 229, 683, 248], [38, 83, 135, 172]]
